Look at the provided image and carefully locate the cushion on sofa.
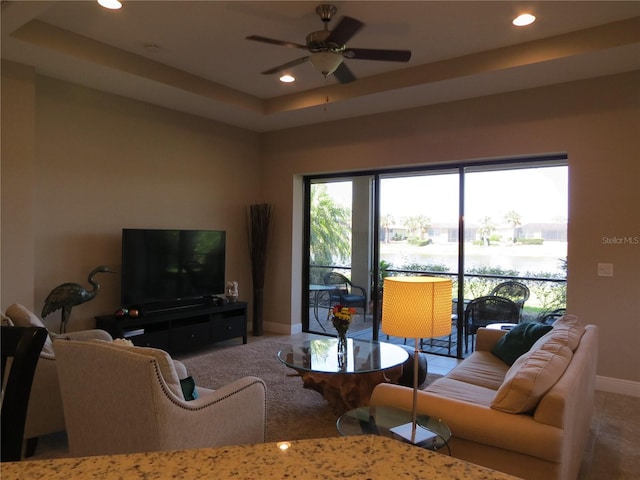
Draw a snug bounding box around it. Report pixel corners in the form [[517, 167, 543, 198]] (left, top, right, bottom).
[[491, 322, 553, 366], [426, 376, 498, 407], [491, 333, 573, 414], [446, 351, 510, 391], [6, 303, 54, 355], [89, 339, 185, 400], [548, 314, 584, 351]]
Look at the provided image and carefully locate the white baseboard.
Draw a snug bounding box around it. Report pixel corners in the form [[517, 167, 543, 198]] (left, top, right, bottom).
[[596, 375, 640, 397], [262, 321, 303, 335]]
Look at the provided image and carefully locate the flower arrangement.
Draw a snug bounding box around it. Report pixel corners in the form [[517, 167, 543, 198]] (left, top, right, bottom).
[[331, 304, 356, 335]]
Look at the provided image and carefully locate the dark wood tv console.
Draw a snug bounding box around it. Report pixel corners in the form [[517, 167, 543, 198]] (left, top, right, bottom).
[[95, 302, 247, 354]]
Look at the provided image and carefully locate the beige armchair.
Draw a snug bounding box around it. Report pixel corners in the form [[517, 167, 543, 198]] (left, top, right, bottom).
[[2, 304, 113, 457], [54, 339, 267, 457]]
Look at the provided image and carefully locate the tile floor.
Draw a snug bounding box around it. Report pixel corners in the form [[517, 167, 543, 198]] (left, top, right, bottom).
[[581, 389, 640, 479]]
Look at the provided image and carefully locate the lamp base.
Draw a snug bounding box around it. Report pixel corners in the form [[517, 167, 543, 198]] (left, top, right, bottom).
[[390, 422, 438, 445]]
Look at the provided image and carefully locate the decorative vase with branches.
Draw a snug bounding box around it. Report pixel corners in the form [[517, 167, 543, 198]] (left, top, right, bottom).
[[247, 203, 272, 336]]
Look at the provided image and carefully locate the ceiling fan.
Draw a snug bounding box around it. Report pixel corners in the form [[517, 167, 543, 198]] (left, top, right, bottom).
[[246, 4, 412, 83]]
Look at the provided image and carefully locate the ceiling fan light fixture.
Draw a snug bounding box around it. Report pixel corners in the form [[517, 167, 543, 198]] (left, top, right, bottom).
[[279, 74, 296, 83], [309, 52, 343, 77]]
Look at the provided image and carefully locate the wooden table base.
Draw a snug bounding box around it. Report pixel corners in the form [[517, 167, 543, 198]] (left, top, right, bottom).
[[289, 365, 404, 415]]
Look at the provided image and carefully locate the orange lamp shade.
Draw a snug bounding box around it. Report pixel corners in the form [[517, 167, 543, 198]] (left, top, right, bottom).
[[382, 277, 453, 339]]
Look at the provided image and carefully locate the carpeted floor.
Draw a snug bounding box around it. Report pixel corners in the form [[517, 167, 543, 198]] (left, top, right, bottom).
[[28, 337, 442, 460], [182, 339, 339, 442], [180, 338, 441, 443]]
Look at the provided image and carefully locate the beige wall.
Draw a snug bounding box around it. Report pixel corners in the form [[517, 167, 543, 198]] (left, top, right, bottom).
[[2, 61, 261, 331], [1, 59, 638, 384], [1, 61, 36, 308], [261, 71, 640, 383]]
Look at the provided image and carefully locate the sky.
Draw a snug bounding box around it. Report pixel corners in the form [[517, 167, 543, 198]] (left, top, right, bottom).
[[322, 166, 568, 226]]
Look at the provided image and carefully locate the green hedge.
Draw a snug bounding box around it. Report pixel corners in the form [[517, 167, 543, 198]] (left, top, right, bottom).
[[517, 238, 544, 245]]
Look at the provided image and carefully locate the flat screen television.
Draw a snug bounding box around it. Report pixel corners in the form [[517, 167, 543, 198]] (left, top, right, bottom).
[[121, 228, 226, 311]]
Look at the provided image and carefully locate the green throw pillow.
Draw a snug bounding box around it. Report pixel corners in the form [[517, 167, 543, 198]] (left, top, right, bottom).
[[179, 376, 199, 401], [491, 322, 553, 366]]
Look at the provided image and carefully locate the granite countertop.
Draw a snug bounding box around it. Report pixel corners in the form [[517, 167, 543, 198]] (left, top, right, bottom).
[[2, 435, 521, 479]]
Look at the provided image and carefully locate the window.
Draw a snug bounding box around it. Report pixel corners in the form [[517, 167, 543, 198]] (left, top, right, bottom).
[[304, 157, 567, 358]]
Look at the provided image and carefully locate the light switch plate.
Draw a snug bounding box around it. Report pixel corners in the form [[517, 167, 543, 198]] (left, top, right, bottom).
[[597, 263, 614, 277]]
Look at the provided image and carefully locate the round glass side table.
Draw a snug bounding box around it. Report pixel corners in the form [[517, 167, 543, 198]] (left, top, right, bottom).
[[337, 405, 451, 453]]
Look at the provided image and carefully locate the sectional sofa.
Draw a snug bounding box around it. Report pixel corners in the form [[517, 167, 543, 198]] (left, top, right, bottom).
[[371, 315, 598, 480]]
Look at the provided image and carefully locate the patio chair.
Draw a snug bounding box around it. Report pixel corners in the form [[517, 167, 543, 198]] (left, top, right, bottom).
[[490, 281, 530, 319], [539, 308, 566, 325], [464, 295, 520, 352], [323, 272, 367, 317]]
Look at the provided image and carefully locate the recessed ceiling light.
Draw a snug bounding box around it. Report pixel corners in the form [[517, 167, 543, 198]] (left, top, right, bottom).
[[97, 0, 122, 10], [279, 74, 296, 83], [513, 13, 536, 27]]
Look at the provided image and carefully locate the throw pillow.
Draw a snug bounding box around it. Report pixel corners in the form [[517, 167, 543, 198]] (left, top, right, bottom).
[[1, 313, 14, 326], [491, 322, 553, 366], [547, 314, 585, 351], [5, 303, 54, 355], [491, 333, 573, 414], [180, 376, 199, 401]]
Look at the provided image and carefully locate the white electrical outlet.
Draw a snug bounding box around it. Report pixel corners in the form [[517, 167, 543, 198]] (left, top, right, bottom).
[[597, 263, 614, 277]]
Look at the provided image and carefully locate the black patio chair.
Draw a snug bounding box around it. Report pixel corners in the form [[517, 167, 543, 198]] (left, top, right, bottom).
[[1, 326, 48, 462], [539, 308, 566, 325], [323, 272, 367, 317], [464, 296, 520, 352], [490, 281, 530, 319]]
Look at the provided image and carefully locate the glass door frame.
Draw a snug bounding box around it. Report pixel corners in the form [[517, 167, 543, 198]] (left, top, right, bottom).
[[302, 154, 567, 358]]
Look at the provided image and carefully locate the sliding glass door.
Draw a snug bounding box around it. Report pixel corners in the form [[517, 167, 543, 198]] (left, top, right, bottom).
[[378, 171, 460, 354], [303, 158, 567, 358], [461, 165, 568, 352], [306, 177, 374, 336]]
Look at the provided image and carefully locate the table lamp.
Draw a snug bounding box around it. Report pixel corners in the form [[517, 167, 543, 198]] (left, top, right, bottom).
[[382, 276, 452, 444]]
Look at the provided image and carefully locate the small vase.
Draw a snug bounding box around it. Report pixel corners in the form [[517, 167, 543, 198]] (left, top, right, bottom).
[[337, 330, 348, 369]]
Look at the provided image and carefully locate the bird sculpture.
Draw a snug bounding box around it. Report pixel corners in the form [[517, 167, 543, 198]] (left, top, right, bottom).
[[42, 266, 116, 333]]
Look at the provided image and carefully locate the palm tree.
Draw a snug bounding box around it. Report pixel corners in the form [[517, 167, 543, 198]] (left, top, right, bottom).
[[404, 215, 419, 239], [310, 185, 351, 266], [504, 210, 522, 243], [380, 214, 395, 243], [416, 214, 431, 240], [478, 216, 495, 246]]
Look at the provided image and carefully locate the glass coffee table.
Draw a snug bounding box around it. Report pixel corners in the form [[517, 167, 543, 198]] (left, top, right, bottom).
[[337, 405, 451, 452], [277, 338, 409, 414]]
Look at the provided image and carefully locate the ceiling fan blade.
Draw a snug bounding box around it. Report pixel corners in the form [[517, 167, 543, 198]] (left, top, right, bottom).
[[246, 35, 307, 50], [326, 16, 364, 45], [261, 56, 310, 75], [343, 48, 412, 62], [333, 62, 357, 84]]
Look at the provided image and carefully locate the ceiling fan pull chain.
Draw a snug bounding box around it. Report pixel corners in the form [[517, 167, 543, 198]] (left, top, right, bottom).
[[324, 74, 330, 112]]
